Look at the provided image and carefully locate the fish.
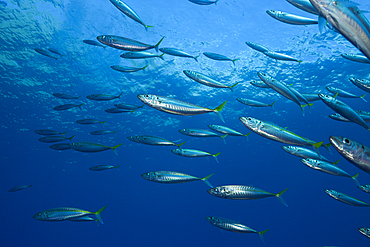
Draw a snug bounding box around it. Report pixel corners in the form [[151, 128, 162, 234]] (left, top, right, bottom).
[[341, 53, 370, 64], [349, 77, 370, 93], [359, 185, 370, 193], [90, 130, 117, 135], [257, 72, 306, 115], [240, 117, 327, 155], [49, 143, 72, 150], [282, 146, 332, 162], [89, 165, 121, 171], [111, 65, 148, 73], [207, 185, 289, 207], [76, 119, 106, 125], [183, 70, 239, 92], [105, 108, 132, 114], [141, 171, 214, 188], [325, 189, 370, 207], [97, 35, 164, 52], [288, 86, 311, 110], [33, 206, 107, 224], [203, 52, 239, 65], [120, 51, 165, 60], [300, 158, 360, 186], [188, 0, 219, 5], [329, 136, 370, 175], [178, 128, 227, 144], [237, 98, 276, 109], [70, 142, 123, 155], [38, 135, 75, 143], [205, 216, 269, 244], [208, 124, 251, 140], [8, 184, 32, 192], [326, 86, 366, 102], [83, 39, 106, 48], [249, 80, 270, 88], [302, 93, 321, 102], [286, 0, 319, 15], [309, 0, 370, 60], [127, 135, 186, 148], [86, 92, 123, 101], [48, 48, 63, 57], [109, 0, 153, 30], [67, 216, 99, 224], [34, 48, 59, 60], [263, 51, 302, 63], [171, 148, 221, 163], [319, 94, 370, 131], [359, 228, 370, 239], [329, 110, 370, 123], [159, 48, 200, 61], [114, 103, 145, 111], [137, 94, 227, 122], [52, 93, 80, 99], [34, 129, 67, 136], [53, 104, 84, 111], [245, 42, 270, 53], [266, 10, 318, 25]]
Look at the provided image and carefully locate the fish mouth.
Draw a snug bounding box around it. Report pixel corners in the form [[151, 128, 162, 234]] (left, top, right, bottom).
[[348, 77, 356, 83], [318, 93, 327, 100], [329, 135, 343, 152]]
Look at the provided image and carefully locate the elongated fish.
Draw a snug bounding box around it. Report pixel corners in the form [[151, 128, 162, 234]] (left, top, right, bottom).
[[349, 77, 370, 93], [48, 48, 63, 57], [237, 98, 276, 109], [250, 80, 270, 88], [34, 48, 59, 60], [183, 70, 239, 92], [8, 184, 32, 192], [282, 145, 333, 162], [203, 52, 239, 65], [309, 0, 370, 60], [111, 65, 148, 73], [70, 142, 123, 155], [38, 135, 75, 143], [301, 158, 360, 186], [266, 10, 318, 25], [208, 124, 251, 140], [359, 228, 370, 239], [325, 189, 370, 207], [137, 94, 227, 122], [114, 103, 144, 111], [53, 104, 84, 111], [263, 51, 302, 63], [34, 129, 67, 136], [120, 51, 165, 60], [326, 86, 366, 102], [109, 0, 153, 30], [179, 128, 227, 144], [90, 130, 117, 135], [329, 136, 370, 175], [49, 143, 71, 150], [83, 40, 106, 48], [319, 94, 370, 131], [171, 148, 221, 163], [207, 185, 289, 206], [240, 117, 326, 155], [245, 42, 270, 53], [341, 53, 370, 64], [33, 206, 107, 224], [286, 0, 319, 15], [188, 0, 219, 5], [105, 108, 132, 114], [127, 135, 186, 148], [206, 216, 269, 244], [76, 119, 106, 125], [159, 48, 199, 61], [141, 171, 213, 188], [329, 111, 370, 123], [52, 93, 80, 99], [87, 92, 123, 101], [67, 216, 99, 223], [89, 165, 120, 171], [97, 35, 164, 52]]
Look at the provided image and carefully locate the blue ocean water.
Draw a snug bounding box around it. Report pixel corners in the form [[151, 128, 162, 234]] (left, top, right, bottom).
[[1, 0, 370, 246]]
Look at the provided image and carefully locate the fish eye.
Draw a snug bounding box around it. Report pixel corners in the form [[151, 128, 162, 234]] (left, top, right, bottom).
[[343, 138, 350, 145], [247, 117, 251, 120], [146, 172, 150, 176], [214, 188, 218, 192]]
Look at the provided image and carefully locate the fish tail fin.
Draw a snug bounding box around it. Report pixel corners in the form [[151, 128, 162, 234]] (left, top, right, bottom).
[[61, 131, 68, 135], [229, 82, 240, 92], [101, 121, 107, 125], [318, 15, 326, 34], [29, 184, 33, 187], [244, 131, 252, 141], [103, 46, 107, 49], [276, 188, 289, 207], [94, 206, 107, 225], [300, 104, 306, 116], [352, 173, 361, 187], [220, 134, 227, 144], [159, 53, 165, 60], [258, 229, 269, 245], [145, 25, 154, 32], [332, 159, 340, 165], [76, 96, 81, 99], [68, 135, 76, 141], [112, 131, 118, 134], [298, 60, 303, 64], [176, 141, 187, 149], [194, 55, 200, 62], [154, 36, 165, 52], [142, 65, 149, 70], [117, 92, 124, 99], [111, 143, 123, 155], [333, 92, 339, 98], [231, 58, 239, 66], [360, 94, 367, 102], [115, 165, 121, 171], [307, 103, 314, 113], [201, 173, 214, 188], [323, 143, 332, 154], [312, 141, 324, 157], [78, 103, 84, 109], [213, 101, 227, 123], [212, 152, 221, 163], [269, 101, 277, 109]]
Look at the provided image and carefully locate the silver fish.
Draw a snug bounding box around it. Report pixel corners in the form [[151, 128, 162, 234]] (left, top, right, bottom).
[[263, 51, 302, 63], [208, 124, 251, 140], [34, 129, 67, 136], [127, 135, 186, 148], [326, 86, 366, 102], [188, 0, 219, 5], [206, 216, 269, 244], [141, 171, 213, 187], [237, 98, 276, 109], [49, 143, 71, 150], [359, 228, 370, 239], [90, 130, 117, 135], [97, 35, 164, 52], [178, 128, 227, 144], [329, 110, 370, 122], [286, 0, 319, 15], [89, 165, 120, 171], [48, 48, 63, 56], [76, 119, 106, 125], [250, 80, 270, 88], [207, 185, 289, 206], [319, 94, 370, 131], [325, 189, 370, 207], [266, 10, 318, 25], [34, 48, 59, 60], [38, 135, 75, 143], [329, 135, 370, 175], [86, 92, 123, 101], [245, 42, 270, 53], [111, 65, 148, 73], [52, 93, 80, 99], [137, 94, 227, 122], [171, 148, 221, 163], [70, 142, 123, 155], [8, 184, 32, 192], [349, 77, 370, 93], [120, 51, 165, 60], [341, 53, 370, 64], [183, 70, 239, 91], [53, 104, 84, 111], [105, 108, 132, 114], [159, 48, 200, 61], [203, 52, 239, 65], [359, 185, 370, 193], [114, 103, 144, 111], [282, 146, 331, 162]]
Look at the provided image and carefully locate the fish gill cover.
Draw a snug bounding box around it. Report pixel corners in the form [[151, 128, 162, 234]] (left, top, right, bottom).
[[1, 0, 370, 246]]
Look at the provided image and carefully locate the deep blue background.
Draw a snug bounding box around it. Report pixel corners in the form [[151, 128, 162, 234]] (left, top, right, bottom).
[[1, 0, 370, 246]]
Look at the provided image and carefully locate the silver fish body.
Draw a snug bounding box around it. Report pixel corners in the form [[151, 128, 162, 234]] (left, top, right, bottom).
[[188, 0, 219, 5], [105, 108, 132, 114], [141, 171, 213, 187], [111, 65, 148, 73], [245, 42, 270, 53], [266, 10, 318, 25], [90, 130, 117, 135], [183, 70, 239, 91], [120, 51, 164, 60], [203, 52, 239, 65], [237, 98, 276, 108], [159, 48, 199, 61], [49, 143, 71, 150], [38, 135, 74, 143], [8, 184, 32, 192], [282, 146, 331, 162], [325, 189, 370, 207], [34, 48, 59, 60], [250, 80, 270, 88], [34, 129, 67, 136], [171, 148, 220, 163], [97, 35, 163, 52], [326, 86, 366, 101], [114, 103, 144, 111], [127, 135, 184, 147], [76, 119, 106, 125], [263, 51, 302, 63], [329, 111, 370, 123], [286, 0, 319, 15], [70, 142, 123, 154], [341, 53, 370, 64], [208, 124, 251, 139], [349, 77, 370, 93], [53, 104, 83, 111], [89, 165, 120, 171]]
